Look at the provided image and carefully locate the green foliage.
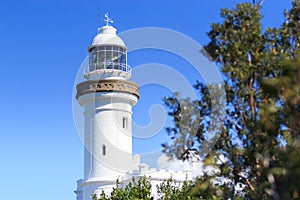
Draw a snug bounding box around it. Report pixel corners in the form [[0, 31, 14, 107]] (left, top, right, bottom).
[[93, 177, 212, 200], [95, 177, 152, 200], [156, 178, 195, 200], [163, 1, 300, 199], [162, 93, 203, 160]]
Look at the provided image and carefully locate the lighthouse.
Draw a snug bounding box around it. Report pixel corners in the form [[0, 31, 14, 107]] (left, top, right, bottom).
[[75, 15, 139, 200]]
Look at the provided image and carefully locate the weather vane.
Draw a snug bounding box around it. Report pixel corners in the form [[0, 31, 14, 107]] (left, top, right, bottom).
[[104, 13, 113, 26], [252, 0, 265, 6]]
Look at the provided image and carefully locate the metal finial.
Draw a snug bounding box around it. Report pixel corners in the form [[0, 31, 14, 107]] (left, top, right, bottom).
[[104, 13, 113, 26]]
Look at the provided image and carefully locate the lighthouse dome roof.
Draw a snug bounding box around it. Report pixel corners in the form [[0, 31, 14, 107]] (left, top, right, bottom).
[[88, 25, 127, 51]]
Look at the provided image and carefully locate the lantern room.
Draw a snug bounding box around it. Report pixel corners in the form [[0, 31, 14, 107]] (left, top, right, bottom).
[[84, 15, 131, 80]]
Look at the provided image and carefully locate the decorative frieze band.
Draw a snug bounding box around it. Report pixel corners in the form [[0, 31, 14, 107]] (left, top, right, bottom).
[[76, 79, 139, 99]]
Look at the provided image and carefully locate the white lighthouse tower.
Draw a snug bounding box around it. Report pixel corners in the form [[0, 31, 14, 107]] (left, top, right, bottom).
[[75, 15, 139, 200]]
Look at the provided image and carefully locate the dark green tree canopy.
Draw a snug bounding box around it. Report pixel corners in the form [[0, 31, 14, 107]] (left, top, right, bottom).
[[163, 1, 300, 199]]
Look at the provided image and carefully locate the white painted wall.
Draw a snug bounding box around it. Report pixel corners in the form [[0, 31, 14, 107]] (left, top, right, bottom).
[[77, 91, 138, 200]]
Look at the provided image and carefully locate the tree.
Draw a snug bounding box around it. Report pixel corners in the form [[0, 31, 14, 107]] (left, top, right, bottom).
[[92, 177, 198, 200], [163, 1, 300, 199], [156, 178, 194, 200], [93, 177, 152, 200]]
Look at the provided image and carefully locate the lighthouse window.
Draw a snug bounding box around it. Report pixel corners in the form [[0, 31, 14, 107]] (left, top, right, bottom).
[[102, 145, 106, 156], [122, 117, 128, 129]]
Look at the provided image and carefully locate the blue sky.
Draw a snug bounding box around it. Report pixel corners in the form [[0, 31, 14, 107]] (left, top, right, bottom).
[[0, 0, 292, 200]]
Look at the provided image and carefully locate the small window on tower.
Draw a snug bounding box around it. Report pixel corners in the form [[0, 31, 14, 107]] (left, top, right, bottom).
[[102, 145, 106, 156], [122, 117, 128, 129]]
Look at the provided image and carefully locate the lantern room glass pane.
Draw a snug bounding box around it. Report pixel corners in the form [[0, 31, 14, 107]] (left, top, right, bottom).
[[97, 52, 105, 69], [89, 53, 97, 71], [97, 46, 105, 51], [112, 52, 119, 69], [120, 54, 126, 64], [105, 50, 113, 69]]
